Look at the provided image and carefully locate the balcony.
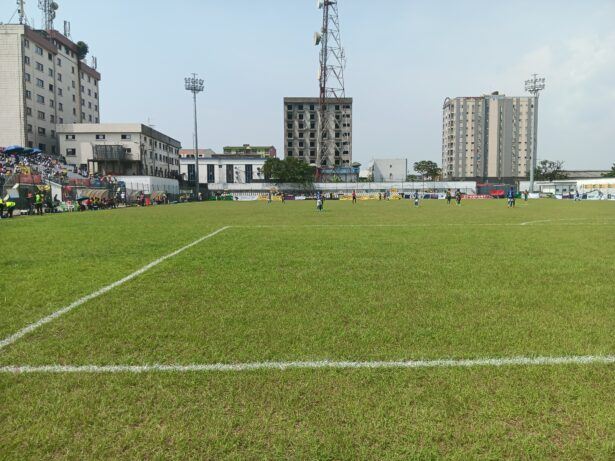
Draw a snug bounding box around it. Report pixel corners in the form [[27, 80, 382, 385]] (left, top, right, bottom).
[[93, 145, 128, 161]]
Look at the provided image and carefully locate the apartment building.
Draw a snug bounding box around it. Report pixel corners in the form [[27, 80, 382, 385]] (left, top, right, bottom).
[[283, 97, 352, 167], [57, 123, 181, 177], [442, 92, 536, 181], [0, 24, 101, 155]]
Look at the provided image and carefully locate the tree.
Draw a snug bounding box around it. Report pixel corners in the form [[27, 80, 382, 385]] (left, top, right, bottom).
[[263, 157, 315, 184], [602, 163, 615, 178], [534, 160, 568, 181], [76, 41, 89, 60], [413, 160, 441, 181]]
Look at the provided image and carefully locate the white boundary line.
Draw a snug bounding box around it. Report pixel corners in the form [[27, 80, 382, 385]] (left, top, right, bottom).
[[0, 226, 231, 351], [1, 355, 613, 374]]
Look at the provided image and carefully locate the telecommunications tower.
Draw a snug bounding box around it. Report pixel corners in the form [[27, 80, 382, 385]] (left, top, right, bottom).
[[38, 0, 59, 31], [525, 73, 546, 192], [314, 0, 346, 167]]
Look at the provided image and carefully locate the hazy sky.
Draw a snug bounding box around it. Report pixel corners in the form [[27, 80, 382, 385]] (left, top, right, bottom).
[[7, 0, 615, 169]]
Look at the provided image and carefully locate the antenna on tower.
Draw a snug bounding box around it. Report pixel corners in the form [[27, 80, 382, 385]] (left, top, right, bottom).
[[38, 0, 59, 31], [17, 0, 26, 25], [315, 0, 346, 168]]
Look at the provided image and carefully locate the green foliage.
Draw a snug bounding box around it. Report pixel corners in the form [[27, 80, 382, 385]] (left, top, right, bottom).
[[76, 41, 89, 60], [534, 159, 568, 181], [413, 160, 441, 180], [262, 157, 315, 184], [602, 163, 615, 178]]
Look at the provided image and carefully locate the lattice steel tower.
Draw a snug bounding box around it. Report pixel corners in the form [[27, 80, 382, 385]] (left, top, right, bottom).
[[38, 0, 59, 30], [315, 0, 346, 167]]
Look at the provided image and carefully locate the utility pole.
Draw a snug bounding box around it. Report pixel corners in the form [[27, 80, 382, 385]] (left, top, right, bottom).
[[185, 74, 204, 198], [525, 74, 546, 192]]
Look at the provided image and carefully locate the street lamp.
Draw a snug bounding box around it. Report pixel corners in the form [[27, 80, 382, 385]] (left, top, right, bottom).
[[185, 74, 205, 198], [525, 74, 546, 193]]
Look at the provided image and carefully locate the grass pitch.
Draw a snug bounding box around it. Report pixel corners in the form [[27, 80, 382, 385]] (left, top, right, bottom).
[[1, 199, 614, 459]]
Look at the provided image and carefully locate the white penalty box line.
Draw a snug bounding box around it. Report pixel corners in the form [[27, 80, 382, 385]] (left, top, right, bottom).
[[0, 226, 231, 352], [1, 355, 614, 374]]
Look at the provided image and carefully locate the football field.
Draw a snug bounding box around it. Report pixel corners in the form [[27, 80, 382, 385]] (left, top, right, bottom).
[[1, 199, 614, 459]]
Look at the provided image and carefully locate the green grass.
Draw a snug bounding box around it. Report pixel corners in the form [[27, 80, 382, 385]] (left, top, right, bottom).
[[1, 200, 614, 459]]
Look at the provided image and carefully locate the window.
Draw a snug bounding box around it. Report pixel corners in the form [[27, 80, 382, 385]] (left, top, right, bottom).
[[48, 83, 54, 92], [38, 127, 46, 135], [287, 123, 292, 130], [226, 164, 234, 183], [49, 99, 54, 108], [37, 94, 45, 104], [48, 52, 52, 61], [287, 141, 293, 148], [27, 124, 33, 133], [88, 115, 92, 122], [88, 102, 92, 109], [66, 148, 76, 156], [24, 56, 30, 65], [36, 62, 44, 72], [121, 134, 131, 140], [310, 104, 315, 111], [58, 88, 63, 96], [25, 90, 32, 99], [36, 78, 44, 88], [80, 85, 84, 92], [58, 102, 63, 111], [88, 89, 91, 96], [26, 107, 32, 115], [48, 68, 53, 77], [25, 72, 31, 82], [35, 45, 43, 55], [37, 110, 45, 120], [94, 92, 98, 99], [58, 117, 63, 124], [57, 73, 62, 82], [95, 134, 106, 140], [94, 105, 98, 112], [72, 81, 75, 88], [57, 57, 62, 66], [245, 164, 253, 183], [50, 115, 55, 123], [24, 39, 30, 48], [207, 164, 215, 183]]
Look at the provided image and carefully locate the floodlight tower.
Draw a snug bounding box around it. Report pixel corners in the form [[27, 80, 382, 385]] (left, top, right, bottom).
[[38, 0, 59, 30], [185, 74, 205, 197], [314, 0, 346, 169], [525, 73, 546, 192]]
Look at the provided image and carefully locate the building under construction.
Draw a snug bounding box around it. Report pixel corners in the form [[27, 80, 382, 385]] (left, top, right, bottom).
[[283, 97, 352, 167]]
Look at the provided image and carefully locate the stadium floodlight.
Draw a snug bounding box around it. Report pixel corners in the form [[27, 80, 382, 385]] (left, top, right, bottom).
[[525, 74, 546, 193], [185, 74, 205, 198]]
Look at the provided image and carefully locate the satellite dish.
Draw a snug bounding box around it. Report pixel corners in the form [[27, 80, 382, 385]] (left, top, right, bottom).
[[51, 2, 59, 10], [313, 32, 322, 46], [352, 162, 361, 168]]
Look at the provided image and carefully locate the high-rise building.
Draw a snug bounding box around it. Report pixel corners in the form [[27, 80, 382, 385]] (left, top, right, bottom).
[[283, 97, 352, 167], [442, 92, 536, 181], [0, 24, 101, 155]]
